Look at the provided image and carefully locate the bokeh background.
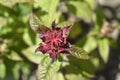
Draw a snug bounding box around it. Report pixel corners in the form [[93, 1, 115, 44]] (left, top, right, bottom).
[[0, 0, 120, 80]]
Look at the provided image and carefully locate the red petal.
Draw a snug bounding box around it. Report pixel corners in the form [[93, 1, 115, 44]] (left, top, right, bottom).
[[48, 50, 56, 62], [62, 25, 72, 37], [51, 20, 56, 30]]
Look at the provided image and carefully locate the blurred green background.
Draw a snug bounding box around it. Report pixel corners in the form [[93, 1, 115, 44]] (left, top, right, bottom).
[[0, 0, 120, 80]]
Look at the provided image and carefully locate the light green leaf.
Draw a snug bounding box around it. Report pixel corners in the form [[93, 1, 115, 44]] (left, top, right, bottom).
[[34, 0, 59, 26], [98, 38, 109, 62], [52, 72, 65, 80], [67, 1, 92, 19], [23, 28, 36, 46], [22, 46, 45, 64], [70, 45, 90, 60], [29, 12, 46, 32], [85, 0, 95, 9], [37, 57, 61, 80], [83, 36, 97, 52]]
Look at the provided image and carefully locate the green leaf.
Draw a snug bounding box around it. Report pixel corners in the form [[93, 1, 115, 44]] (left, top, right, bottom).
[[6, 51, 23, 61], [29, 12, 46, 32], [85, 0, 95, 9], [69, 45, 90, 60], [95, 6, 104, 27], [0, 62, 6, 79], [23, 27, 36, 46], [37, 57, 61, 80], [52, 72, 65, 80], [22, 46, 45, 64], [57, 21, 73, 28], [83, 36, 97, 52], [67, 1, 92, 19], [35, 0, 59, 26], [98, 38, 109, 62]]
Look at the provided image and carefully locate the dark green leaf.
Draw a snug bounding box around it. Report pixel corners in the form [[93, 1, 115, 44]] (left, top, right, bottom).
[[95, 6, 104, 27]]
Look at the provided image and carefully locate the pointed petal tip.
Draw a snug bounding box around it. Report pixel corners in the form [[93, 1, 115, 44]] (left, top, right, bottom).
[[51, 20, 57, 30]]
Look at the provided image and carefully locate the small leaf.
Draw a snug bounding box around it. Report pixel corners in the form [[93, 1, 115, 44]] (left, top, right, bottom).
[[69, 45, 90, 60], [37, 57, 61, 80], [6, 51, 23, 61], [29, 12, 46, 32], [98, 38, 109, 63], [57, 21, 73, 28]]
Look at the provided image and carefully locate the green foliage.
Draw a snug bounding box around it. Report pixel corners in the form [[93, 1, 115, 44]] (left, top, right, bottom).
[[37, 56, 61, 80], [66, 0, 92, 19], [98, 38, 109, 63], [0, 0, 120, 80], [83, 36, 97, 52], [34, 0, 59, 26], [0, 63, 6, 79], [29, 12, 46, 32], [70, 46, 90, 60]]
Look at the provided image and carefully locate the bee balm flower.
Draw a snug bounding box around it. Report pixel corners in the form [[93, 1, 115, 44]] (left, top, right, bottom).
[[35, 21, 72, 62]]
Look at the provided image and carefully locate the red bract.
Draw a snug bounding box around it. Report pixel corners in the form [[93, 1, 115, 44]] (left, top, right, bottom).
[[35, 21, 72, 62]]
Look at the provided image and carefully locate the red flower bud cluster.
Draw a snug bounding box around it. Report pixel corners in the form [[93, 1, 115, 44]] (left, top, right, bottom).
[[36, 21, 72, 62]]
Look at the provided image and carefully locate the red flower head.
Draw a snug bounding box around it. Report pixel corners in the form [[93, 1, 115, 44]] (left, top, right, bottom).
[[35, 21, 72, 62]]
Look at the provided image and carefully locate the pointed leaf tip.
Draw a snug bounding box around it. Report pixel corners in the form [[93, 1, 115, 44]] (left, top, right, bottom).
[[29, 12, 47, 33], [29, 12, 41, 32]]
